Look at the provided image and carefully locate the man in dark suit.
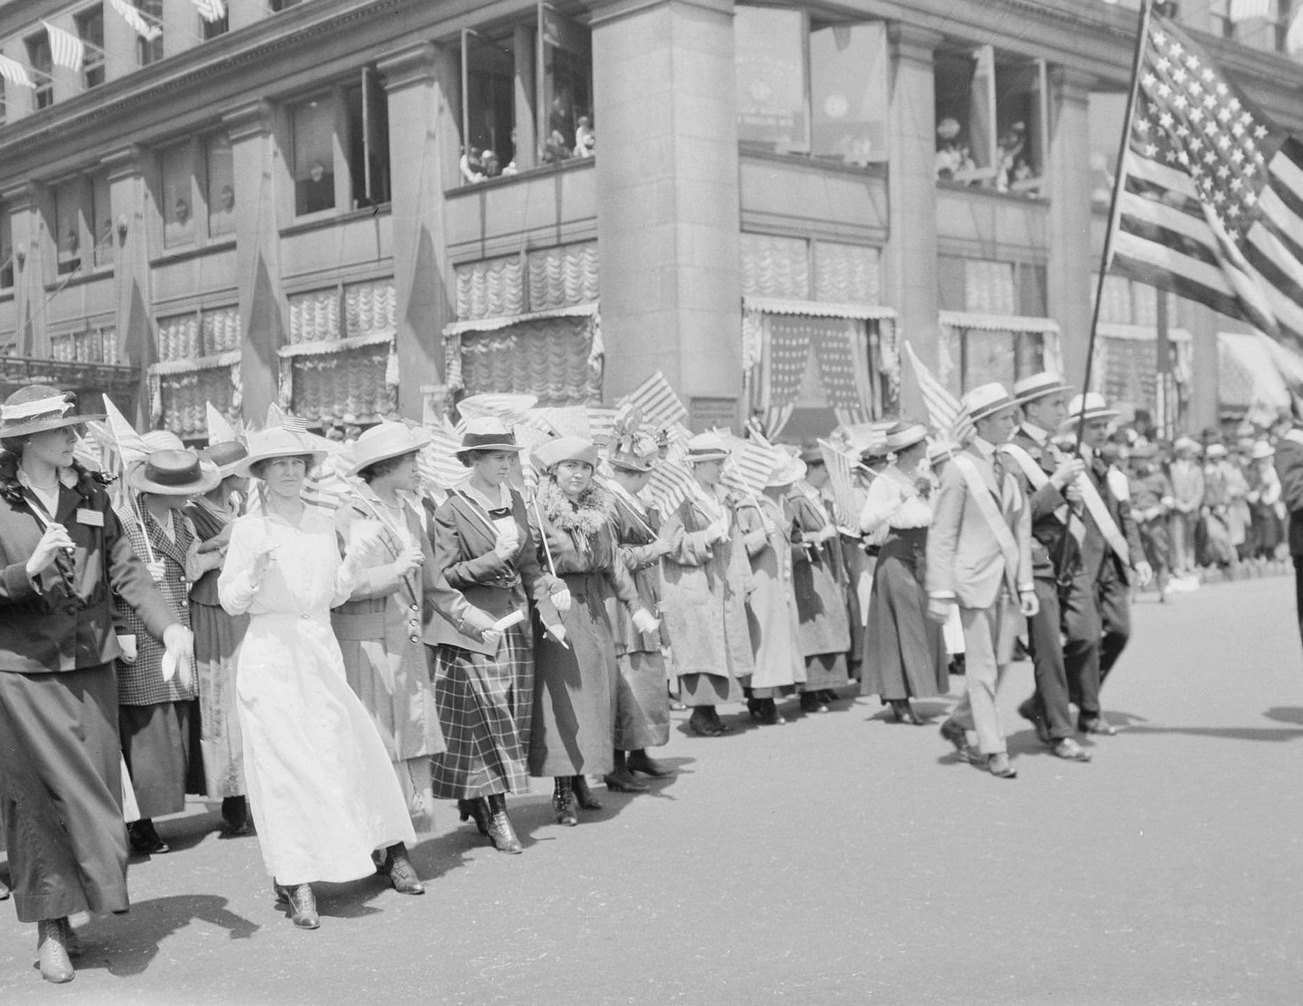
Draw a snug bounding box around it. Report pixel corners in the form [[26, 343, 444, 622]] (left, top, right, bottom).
[[1061, 393, 1150, 736], [1002, 373, 1091, 762], [1271, 412, 1303, 652]]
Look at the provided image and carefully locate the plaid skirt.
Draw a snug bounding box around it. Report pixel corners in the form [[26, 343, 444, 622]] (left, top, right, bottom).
[[429, 624, 534, 800]]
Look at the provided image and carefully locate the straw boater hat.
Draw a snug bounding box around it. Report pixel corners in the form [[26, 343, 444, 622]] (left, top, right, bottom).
[[0, 385, 104, 440], [685, 432, 730, 464], [455, 417, 523, 461], [127, 449, 221, 496], [798, 443, 824, 466], [765, 452, 806, 488], [1205, 443, 1228, 460], [962, 382, 1018, 424], [1251, 440, 1276, 461], [1173, 435, 1200, 456], [1129, 442, 1157, 461], [200, 441, 248, 480], [346, 421, 432, 477], [927, 439, 958, 466], [1064, 392, 1119, 425], [885, 421, 928, 454], [534, 436, 599, 471], [1013, 372, 1073, 406], [235, 427, 327, 478]]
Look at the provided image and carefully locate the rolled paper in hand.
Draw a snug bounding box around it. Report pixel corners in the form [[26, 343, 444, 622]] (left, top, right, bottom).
[[492, 609, 527, 631]]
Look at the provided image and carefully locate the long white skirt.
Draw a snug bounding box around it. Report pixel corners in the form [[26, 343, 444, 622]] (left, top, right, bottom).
[[237, 612, 415, 886]]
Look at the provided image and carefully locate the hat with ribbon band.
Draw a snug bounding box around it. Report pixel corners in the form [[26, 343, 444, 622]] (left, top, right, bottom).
[[235, 428, 328, 478], [127, 449, 222, 496], [455, 417, 524, 459], [0, 385, 104, 440], [347, 421, 433, 477]]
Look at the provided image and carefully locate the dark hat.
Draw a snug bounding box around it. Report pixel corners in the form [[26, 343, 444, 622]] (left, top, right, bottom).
[[127, 449, 221, 496], [200, 441, 249, 479], [0, 385, 104, 440], [455, 417, 523, 458]]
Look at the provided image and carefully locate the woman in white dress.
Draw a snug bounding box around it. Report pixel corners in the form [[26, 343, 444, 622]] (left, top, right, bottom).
[[218, 428, 416, 930]]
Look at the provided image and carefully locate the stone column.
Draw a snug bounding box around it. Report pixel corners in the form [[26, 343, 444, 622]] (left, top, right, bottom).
[[378, 42, 456, 420], [224, 101, 284, 424], [1047, 68, 1096, 386], [884, 24, 942, 416], [591, 0, 742, 419], [103, 147, 153, 425]]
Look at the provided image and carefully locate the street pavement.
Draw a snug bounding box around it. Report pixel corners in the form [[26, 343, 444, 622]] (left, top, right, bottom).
[[2, 574, 1302, 1005]]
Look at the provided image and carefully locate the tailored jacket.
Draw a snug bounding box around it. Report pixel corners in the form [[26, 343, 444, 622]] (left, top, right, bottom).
[[1006, 426, 1077, 581], [1079, 451, 1146, 584], [427, 487, 560, 657], [607, 489, 671, 656], [1273, 431, 1303, 555], [0, 461, 175, 674], [925, 441, 1034, 610], [113, 505, 198, 706]]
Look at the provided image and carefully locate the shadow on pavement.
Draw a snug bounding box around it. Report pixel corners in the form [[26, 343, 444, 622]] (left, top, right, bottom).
[[70, 894, 258, 978], [1122, 725, 1303, 742], [1264, 706, 1303, 725]]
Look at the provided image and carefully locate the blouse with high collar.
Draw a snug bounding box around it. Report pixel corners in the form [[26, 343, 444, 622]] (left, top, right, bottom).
[[859, 464, 933, 532]]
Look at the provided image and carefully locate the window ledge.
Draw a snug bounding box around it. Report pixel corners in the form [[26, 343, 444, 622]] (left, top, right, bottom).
[[446, 156, 594, 198], [45, 266, 114, 290], [280, 203, 392, 238], [149, 236, 238, 268], [936, 179, 1049, 206], [739, 146, 889, 180]]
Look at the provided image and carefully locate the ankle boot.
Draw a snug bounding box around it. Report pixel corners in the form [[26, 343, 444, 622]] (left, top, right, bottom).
[[458, 797, 490, 837], [381, 843, 425, 895], [128, 819, 169, 855], [626, 749, 673, 777], [37, 919, 74, 984], [486, 793, 523, 854], [275, 881, 320, 929], [552, 777, 578, 826], [572, 774, 603, 810]]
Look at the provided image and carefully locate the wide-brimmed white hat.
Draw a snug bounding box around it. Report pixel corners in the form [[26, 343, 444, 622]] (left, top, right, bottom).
[[455, 417, 523, 458], [686, 432, 731, 464], [1205, 443, 1228, 459], [0, 385, 104, 439], [765, 453, 806, 488], [886, 421, 928, 453], [236, 427, 328, 477], [1064, 392, 1119, 424], [1013, 372, 1073, 406], [346, 421, 432, 477], [127, 449, 221, 496], [534, 435, 598, 471], [962, 383, 1018, 423], [1251, 440, 1276, 461], [927, 438, 959, 466], [200, 441, 248, 479]]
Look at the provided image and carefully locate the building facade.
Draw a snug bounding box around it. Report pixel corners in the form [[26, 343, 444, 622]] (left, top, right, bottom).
[[1, 0, 1301, 438]]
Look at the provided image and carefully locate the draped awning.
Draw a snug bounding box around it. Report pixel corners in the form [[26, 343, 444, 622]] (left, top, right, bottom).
[[939, 310, 1059, 334], [1097, 322, 1192, 343], [744, 295, 897, 321], [442, 302, 598, 337]]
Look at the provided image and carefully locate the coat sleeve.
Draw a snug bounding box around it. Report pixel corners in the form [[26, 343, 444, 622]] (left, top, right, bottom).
[[858, 476, 901, 535], [106, 505, 178, 641], [1015, 483, 1034, 592], [1117, 493, 1145, 566], [736, 501, 769, 558], [662, 501, 714, 566], [334, 505, 406, 601], [434, 505, 512, 588], [1276, 442, 1303, 513], [925, 465, 964, 600]]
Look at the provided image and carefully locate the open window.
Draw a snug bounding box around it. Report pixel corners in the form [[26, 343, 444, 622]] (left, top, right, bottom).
[[291, 95, 337, 216], [539, 4, 592, 162], [460, 29, 515, 182], [809, 22, 888, 166], [161, 143, 196, 249], [734, 5, 810, 155], [205, 133, 235, 237], [53, 180, 84, 275], [77, 6, 106, 89], [26, 33, 54, 111], [345, 68, 391, 209]]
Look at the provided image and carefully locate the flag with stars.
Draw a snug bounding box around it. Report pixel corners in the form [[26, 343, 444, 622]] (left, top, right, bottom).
[[758, 316, 813, 435], [811, 323, 871, 426], [1111, 11, 1303, 354]]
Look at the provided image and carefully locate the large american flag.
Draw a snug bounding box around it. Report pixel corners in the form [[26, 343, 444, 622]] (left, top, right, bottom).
[[42, 21, 84, 71], [616, 371, 688, 430], [1109, 12, 1303, 355], [903, 342, 974, 444]]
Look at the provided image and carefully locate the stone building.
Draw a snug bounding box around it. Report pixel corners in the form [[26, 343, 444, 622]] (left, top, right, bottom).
[[0, 0, 1299, 437]]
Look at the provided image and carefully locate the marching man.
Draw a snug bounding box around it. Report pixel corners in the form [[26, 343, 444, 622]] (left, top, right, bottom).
[[927, 384, 1036, 780]]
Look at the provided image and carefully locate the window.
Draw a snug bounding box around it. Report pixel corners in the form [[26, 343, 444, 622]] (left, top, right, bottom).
[[53, 181, 84, 275], [200, 8, 229, 40], [935, 46, 1047, 197], [269, 0, 302, 11], [1212, 0, 1295, 52], [1, 209, 13, 290], [809, 23, 888, 165], [540, 5, 592, 163], [26, 34, 53, 110], [77, 6, 106, 88], [161, 144, 196, 248], [89, 171, 112, 267], [734, 6, 809, 154], [344, 69, 391, 209], [135, 0, 164, 66], [205, 133, 236, 236], [292, 97, 337, 215], [1088, 90, 1127, 210], [461, 30, 515, 181]]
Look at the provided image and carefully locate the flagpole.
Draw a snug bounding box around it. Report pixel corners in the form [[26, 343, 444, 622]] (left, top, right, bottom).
[[1074, 0, 1157, 453]]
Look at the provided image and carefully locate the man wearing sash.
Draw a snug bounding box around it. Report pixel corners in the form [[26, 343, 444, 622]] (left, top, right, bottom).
[[1270, 412, 1303, 652], [1061, 393, 1150, 736], [1003, 373, 1092, 762], [927, 384, 1036, 780]]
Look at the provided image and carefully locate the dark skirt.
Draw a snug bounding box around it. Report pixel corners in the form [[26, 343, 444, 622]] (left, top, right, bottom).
[[615, 651, 671, 750], [804, 652, 848, 690], [120, 699, 204, 820], [0, 664, 129, 923], [679, 671, 743, 707], [860, 528, 948, 701], [430, 623, 534, 799]]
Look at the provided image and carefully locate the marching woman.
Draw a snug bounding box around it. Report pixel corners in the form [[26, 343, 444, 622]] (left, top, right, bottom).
[[333, 422, 449, 889], [426, 418, 560, 854], [740, 453, 806, 725], [659, 433, 755, 736], [114, 448, 222, 856], [528, 437, 659, 826], [187, 441, 252, 836], [218, 427, 418, 929], [0, 385, 193, 984], [859, 422, 948, 724], [603, 426, 678, 792]]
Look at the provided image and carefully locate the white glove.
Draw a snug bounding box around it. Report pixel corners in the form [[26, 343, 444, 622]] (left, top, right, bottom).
[[161, 624, 195, 689], [817, 525, 839, 543], [494, 531, 519, 560], [1134, 560, 1154, 587], [631, 608, 660, 635], [706, 518, 729, 544], [547, 623, 568, 646], [347, 520, 387, 565], [551, 586, 572, 614]]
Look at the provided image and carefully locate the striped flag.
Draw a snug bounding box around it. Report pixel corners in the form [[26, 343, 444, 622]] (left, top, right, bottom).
[[110, 0, 162, 41], [0, 55, 35, 88], [456, 392, 537, 424], [420, 417, 472, 491], [720, 433, 779, 499], [616, 371, 688, 430], [1109, 12, 1303, 357], [903, 342, 974, 444], [586, 406, 618, 446], [303, 455, 353, 511], [818, 439, 860, 528], [645, 458, 697, 515], [192, 0, 227, 22], [42, 22, 84, 70]]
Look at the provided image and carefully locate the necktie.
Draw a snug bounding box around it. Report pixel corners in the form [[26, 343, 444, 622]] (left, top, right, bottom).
[[992, 454, 1005, 505]]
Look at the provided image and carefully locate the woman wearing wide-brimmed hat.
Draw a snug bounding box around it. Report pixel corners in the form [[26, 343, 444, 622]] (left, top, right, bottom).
[[218, 427, 417, 929], [186, 440, 252, 836], [0, 385, 193, 983], [859, 421, 948, 724], [528, 436, 658, 825], [332, 422, 446, 888], [114, 447, 222, 857], [426, 418, 562, 853]]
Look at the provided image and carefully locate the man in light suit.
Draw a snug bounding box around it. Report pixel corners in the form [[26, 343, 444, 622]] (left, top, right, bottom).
[[1272, 412, 1303, 654], [927, 383, 1037, 779]]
